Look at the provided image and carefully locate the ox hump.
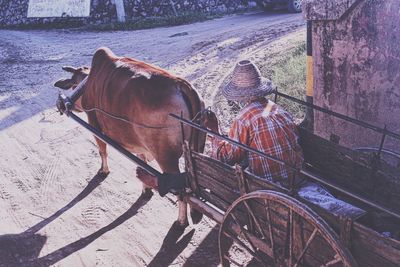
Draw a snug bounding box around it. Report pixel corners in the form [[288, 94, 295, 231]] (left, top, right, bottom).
[[92, 47, 117, 67]]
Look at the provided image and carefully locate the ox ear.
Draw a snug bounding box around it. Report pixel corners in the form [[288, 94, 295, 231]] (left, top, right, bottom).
[[54, 78, 74, 90], [62, 66, 78, 73]]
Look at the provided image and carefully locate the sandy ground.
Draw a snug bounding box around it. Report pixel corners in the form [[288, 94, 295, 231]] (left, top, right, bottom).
[[0, 12, 305, 266]]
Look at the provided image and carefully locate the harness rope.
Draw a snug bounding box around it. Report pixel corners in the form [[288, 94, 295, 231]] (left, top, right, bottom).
[[79, 106, 210, 129]]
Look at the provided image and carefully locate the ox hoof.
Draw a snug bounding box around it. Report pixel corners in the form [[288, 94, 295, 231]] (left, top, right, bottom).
[[140, 188, 154, 200], [97, 169, 110, 178], [190, 209, 203, 224], [173, 220, 189, 232]]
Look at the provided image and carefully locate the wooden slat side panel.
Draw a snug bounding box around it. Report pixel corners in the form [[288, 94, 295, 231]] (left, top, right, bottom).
[[244, 171, 290, 194], [299, 128, 400, 214], [191, 152, 238, 189], [299, 197, 400, 266], [196, 171, 240, 204], [351, 223, 400, 266], [191, 151, 289, 195], [198, 188, 231, 212]]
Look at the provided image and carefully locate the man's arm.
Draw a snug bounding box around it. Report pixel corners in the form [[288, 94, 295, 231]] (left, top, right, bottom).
[[211, 119, 248, 164], [202, 110, 248, 163]]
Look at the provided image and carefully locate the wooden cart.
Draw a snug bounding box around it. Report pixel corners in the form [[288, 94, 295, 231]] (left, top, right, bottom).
[[171, 93, 400, 267], [59, 90, 400, 266]]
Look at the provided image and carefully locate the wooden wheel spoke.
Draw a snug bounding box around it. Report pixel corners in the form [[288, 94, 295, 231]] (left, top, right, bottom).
[[228, 212, 271, 265], [264, 199, 275, 253], [289, 209, 293, 267], [230, 212, 259, 254], [243, 199, 268, 240], [322, 254, 342, 267], [294, 228, 318, 267], [222, 229, 265, 264]]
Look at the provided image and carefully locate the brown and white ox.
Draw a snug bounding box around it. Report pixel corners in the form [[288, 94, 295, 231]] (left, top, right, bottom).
[[54, 47, 206, 227]]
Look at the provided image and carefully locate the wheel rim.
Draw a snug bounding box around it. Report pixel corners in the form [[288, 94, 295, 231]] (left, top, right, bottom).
[[293, 0, 302, 11], [218, 190, 357, 267]]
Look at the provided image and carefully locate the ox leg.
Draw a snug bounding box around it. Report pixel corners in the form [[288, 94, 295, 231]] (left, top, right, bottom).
[[137, 154, 154, 200], [176, 198, 189, 229], [95, 137, 110, 177], [157, 159, 189, 228], [87, 113, 110, 177]]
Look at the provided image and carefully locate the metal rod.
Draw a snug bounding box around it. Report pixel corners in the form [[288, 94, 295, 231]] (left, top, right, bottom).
[[354, 147, 400, 160], [377, 125, 387, 158], [274, 91, 400, 141], [67, 111, 162, 177], [169, 113, 300, 173], [300, 169, 400, 220]]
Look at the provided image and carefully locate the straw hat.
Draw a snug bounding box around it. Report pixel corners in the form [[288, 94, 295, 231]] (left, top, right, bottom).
[[222, 60, 274, 101]]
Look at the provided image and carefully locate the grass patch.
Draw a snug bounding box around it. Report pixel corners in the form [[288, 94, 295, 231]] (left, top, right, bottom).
[[258, 40, 307, 122], [85, 12, 224, 31]]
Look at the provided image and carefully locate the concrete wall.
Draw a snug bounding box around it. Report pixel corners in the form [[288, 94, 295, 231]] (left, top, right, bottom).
[[303, 0, 400, 153], [0, 0, 249, 27]]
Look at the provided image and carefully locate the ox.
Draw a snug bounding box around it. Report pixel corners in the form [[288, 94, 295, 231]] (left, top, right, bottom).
[[54, 47, 206, 227]]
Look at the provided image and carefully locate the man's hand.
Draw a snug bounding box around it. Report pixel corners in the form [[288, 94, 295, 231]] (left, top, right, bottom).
[[202, 110, 219, 132]]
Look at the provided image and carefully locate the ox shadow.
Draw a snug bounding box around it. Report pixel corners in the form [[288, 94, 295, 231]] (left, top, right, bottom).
[[182, 226, 221, 267], [34, 195, 150, 266], [145, 224, 221, 267], [0, 172, 107, 266], [0, 171, 149, 266], [147, 223, 195, 267]]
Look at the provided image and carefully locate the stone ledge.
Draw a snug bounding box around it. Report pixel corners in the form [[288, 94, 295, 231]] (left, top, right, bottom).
[[302, 0, 360, 21]]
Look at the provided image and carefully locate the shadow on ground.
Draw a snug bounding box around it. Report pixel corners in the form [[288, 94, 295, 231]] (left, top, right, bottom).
[[0, 172, 150, 267], [147, 222, 195, 267]]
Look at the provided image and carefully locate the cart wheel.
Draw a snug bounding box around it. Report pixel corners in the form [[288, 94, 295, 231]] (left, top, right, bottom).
[[218, 190, 357, 267]]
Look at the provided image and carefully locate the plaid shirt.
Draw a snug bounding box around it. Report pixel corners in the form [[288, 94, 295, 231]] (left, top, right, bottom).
[[211, 98, 303, 182]]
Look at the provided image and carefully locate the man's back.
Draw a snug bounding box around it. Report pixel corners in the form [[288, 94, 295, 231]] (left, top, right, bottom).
[[213, 98, 303, 182]]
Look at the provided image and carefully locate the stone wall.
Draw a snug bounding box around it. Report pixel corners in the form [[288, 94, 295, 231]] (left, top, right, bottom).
[[0, 0, 249, 27], [303, 0, 400, 152]]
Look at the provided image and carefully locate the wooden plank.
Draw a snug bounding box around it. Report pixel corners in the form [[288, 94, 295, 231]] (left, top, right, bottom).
[[186, 196, 223, 224], [352, 223, 400, 265], [199, 188, 230, 212], [244, 171, 290, 194], [196, 171, 239, 204], [304, 196, 400, 265], [192, 152, 238, 189]]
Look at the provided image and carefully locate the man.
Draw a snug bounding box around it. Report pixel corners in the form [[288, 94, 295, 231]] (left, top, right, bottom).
[[203, 60, 303, 182]]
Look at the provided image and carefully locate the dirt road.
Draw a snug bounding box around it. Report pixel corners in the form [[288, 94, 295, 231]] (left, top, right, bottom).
[[0, 12, 305, 266]]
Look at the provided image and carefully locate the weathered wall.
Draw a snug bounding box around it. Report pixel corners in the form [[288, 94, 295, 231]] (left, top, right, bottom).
[[304, 0, 400, 152], [0, 0, 117, 27], [0, 0, 249, 27]]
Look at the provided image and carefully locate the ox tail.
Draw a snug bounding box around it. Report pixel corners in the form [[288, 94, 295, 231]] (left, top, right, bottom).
[[177, 79, 207, 153]]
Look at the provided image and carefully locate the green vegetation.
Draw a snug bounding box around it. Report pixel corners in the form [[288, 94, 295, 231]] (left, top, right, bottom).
[[258, 40, 307, 122]]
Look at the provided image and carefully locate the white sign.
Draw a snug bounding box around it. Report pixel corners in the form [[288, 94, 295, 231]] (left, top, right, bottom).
[[27, 0, 91, 18]]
